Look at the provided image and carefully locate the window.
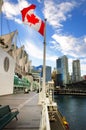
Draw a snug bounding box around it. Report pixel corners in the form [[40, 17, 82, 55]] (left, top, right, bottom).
[[4, 57, 9, 72]]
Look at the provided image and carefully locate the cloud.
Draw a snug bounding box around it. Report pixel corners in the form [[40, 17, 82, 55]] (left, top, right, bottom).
[[24, 39, 58, 63], [51, 34, 86, 58], [2, 0, 19, 19], [43, 0, 77, 29], [25, 40, 43, 59], [14, 17, 22, 24], [2, 0, 29, 23], [46, 55, 58, 62]]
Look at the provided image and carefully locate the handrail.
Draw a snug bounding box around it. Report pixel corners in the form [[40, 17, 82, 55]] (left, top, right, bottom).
[[39, 103, 51, 130]]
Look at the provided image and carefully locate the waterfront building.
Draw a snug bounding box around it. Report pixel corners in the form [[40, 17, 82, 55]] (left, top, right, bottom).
[[72, 59, 81, 82], [68, 74, 72, 84], [56, 55, 69, 86], [35, 65, 51, 83], [0, 48, 15, 96], [46, 66, 52, 82]]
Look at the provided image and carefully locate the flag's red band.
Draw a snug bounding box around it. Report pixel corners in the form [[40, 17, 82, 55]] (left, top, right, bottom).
[[39, 21, 45, 36]]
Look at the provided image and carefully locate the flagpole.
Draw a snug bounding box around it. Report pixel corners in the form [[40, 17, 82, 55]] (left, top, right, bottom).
[[0, 0, 3, 13], [42, 18, 47, 102], [0, 0, 3, 36]]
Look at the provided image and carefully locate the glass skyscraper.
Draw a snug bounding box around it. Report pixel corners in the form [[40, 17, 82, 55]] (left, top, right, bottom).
[[56, 55, 69, 86], [72, 60, 81, 82], [35, 65, 51, 83]]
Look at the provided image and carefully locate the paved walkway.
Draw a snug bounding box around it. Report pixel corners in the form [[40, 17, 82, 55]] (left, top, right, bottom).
[[0, 92, 42, 130]]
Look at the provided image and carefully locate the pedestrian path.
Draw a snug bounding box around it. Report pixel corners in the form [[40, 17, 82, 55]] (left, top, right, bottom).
[[0, 92, 42, 130]]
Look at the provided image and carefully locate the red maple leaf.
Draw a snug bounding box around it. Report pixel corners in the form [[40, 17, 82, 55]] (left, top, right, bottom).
[[27, 14, 39, 25]]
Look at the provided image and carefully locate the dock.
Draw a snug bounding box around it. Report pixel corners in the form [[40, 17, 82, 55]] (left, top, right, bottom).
[[0, 92, 69, 130], [54, 88, 86, 96]]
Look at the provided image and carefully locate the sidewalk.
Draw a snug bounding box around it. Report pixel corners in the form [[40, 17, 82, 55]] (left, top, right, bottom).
[[0, 92, 42, 130]]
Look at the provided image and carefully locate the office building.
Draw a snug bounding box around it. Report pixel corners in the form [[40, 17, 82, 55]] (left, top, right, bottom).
[[46, 66, 51, 82], [56, 55, 69, 86], [72, 60, 81, 82], [35, 65, 51, 83]]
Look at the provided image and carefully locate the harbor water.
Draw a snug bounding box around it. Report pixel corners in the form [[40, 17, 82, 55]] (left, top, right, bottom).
[[54, 95, 86, 130]]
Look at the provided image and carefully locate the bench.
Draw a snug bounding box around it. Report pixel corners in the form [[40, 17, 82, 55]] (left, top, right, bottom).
[[0, 105, 19, 129]]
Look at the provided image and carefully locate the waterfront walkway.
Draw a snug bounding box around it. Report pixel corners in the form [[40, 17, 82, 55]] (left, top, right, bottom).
[[0, 92, 69, 130], [0, 92, 42, 130]]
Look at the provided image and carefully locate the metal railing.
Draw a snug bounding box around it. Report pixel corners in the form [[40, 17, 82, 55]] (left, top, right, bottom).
[[39, 103, 50, 130]]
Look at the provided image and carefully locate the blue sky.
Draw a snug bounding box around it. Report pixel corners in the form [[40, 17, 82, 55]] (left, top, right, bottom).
[[1, 0, 86, 76]]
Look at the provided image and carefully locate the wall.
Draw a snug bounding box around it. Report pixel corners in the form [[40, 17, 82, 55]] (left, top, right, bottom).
[[0, 48, 15, 96]]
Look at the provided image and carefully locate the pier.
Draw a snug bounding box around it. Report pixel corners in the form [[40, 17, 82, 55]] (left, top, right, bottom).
[[0, 92, 69, 130], [54, 89, 86, 96]]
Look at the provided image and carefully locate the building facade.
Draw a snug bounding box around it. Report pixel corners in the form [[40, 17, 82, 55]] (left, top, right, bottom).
[[0, 48, 15, 95], [56, 55, 69, 86], [35, 65, 51, 83], [46, 66, 51, 82], [72, 59, 81, 82]]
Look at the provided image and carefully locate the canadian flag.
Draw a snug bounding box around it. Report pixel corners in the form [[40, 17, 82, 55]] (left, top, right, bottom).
[[21, 4, 45, 36]]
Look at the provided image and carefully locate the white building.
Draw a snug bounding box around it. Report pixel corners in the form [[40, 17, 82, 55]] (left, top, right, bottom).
[[0, 48, 15, 95]]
